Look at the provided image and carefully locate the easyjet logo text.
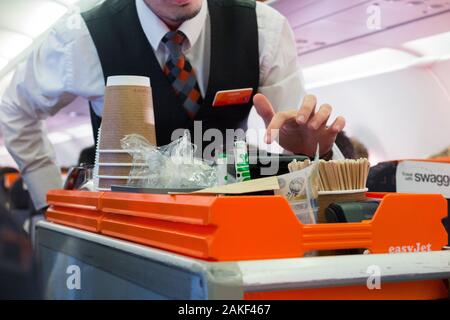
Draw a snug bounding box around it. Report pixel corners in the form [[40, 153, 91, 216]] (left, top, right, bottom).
[[388, 242, 432, 254]]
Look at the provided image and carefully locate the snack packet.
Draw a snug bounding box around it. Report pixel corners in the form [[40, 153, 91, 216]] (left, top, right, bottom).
[[275, 146, 320, 224]]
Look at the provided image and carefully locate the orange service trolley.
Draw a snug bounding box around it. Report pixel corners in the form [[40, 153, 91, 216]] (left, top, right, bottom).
[[40, 190, 450, 300]]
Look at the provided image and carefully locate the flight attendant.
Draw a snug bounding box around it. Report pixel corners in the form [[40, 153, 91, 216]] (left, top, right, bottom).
[[0, 0, 346, 210]]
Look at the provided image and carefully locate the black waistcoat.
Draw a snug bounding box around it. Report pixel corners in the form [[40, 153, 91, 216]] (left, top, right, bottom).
[[82, 0, 259, 150]]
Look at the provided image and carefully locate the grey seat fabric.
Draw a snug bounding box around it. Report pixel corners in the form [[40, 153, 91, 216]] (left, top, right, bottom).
[[9, 178, 35, 211], [8, 178, 37, 234], [0, 203, 41, 299]]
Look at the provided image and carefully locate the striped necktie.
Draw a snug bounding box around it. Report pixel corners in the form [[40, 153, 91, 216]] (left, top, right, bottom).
[[162, 30, 203, 119]]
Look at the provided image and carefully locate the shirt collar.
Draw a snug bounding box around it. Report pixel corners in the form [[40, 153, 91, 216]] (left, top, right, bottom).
[[136, 0, 207, 51]]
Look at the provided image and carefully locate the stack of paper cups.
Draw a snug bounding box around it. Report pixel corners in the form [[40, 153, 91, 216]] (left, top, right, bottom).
[[93, 76, 156, 191]]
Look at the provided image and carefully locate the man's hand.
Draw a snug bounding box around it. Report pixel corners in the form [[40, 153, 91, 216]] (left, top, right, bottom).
[[253, 93, 346, 158]]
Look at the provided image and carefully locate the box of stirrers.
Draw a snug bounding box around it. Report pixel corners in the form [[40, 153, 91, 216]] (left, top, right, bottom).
[[289, 158, 370, 223]]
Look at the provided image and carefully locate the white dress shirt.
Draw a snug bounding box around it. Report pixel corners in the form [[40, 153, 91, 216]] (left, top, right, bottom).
[[0, 0, 339, 209]]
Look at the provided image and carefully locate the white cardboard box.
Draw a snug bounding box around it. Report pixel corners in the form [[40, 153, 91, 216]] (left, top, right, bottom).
[[396, 160, 450, 198]]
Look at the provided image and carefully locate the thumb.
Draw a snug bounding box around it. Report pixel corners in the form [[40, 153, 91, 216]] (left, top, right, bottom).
[[253, 93, 275, 127]]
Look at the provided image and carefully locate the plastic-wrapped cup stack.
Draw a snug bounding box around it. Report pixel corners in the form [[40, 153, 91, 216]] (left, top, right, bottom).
[[94, 76, 156, 191]]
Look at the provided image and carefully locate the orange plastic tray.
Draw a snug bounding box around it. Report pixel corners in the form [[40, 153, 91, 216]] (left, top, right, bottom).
[[46, 190, 104, 233], [46, 191, 448, 261]]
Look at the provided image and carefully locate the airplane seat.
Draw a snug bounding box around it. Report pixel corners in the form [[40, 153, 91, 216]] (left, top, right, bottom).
[[9, 177, 35, 211], [8, 178, 38, 238], [0, 167, 19, 210], [367, 161, 398, 192], [0, 202, 41, 299]]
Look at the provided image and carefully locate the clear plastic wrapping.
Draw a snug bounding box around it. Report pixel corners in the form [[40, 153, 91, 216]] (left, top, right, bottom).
[[120, 131, 217, 189]]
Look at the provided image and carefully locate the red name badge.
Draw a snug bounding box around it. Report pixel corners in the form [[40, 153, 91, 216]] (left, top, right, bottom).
[[212, 88, 254, 107]]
